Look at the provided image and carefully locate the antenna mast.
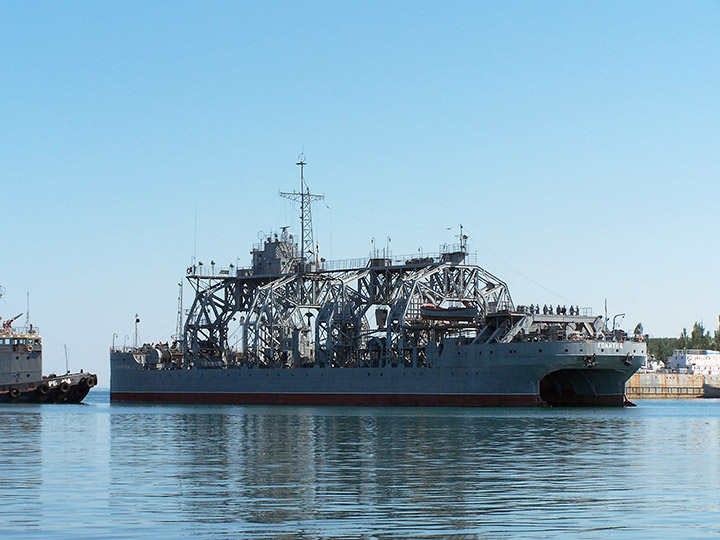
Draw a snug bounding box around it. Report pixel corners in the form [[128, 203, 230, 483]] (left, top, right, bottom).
[[279, 153, 324, 267], [456, 224, 468, 253], [174, 282, 183, 341]]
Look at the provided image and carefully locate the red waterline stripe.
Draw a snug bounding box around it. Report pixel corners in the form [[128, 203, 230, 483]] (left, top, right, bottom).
[[110, 392, 544, 407]]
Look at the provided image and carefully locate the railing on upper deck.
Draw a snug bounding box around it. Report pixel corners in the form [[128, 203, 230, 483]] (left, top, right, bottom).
[[321, 251, 478, 271], [513, 305, 594, 317], [0, 326, 40, 337], [186, 251, 480, 278]]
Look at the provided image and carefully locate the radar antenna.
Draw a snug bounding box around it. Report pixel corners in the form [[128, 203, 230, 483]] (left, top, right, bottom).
[[279, 153, 324, 268], [456, 224, 468, 253]]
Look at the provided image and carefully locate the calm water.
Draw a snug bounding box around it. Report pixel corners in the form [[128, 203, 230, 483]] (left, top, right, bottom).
[[1, 392, 719, 539]]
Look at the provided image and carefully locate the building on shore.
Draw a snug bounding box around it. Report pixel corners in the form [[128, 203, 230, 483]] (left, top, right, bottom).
[[626, 349, 720, 399], [666, 349, 720, 375]]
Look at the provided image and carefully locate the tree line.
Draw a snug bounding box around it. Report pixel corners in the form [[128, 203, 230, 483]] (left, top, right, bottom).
[[647, 321, 720, 364]]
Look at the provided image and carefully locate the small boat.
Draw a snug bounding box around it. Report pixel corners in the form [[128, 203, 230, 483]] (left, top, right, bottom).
[[420, 303, 479, 321], [0, 311, 97, 404]]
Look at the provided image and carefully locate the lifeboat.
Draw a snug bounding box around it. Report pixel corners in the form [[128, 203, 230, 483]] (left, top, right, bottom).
[[420, 303, 478, 321]]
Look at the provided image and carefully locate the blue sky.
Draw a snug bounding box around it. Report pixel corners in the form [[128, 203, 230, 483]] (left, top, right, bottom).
[[1, 1, 719, 386]]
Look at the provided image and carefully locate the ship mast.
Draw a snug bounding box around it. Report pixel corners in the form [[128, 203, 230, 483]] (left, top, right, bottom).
[[279, 153, 324, 268], [457, 224, 468, 253], [174, 281, 183, 341]]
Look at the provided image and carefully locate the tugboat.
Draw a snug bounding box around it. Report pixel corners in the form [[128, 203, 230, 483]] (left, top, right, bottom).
[[1, 294, 97, 403]]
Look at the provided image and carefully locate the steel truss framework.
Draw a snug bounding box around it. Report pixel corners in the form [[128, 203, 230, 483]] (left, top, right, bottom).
[[183, 259, 513, 368]]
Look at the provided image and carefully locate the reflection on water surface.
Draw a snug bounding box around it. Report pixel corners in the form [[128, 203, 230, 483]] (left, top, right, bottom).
[[1, 394, 719, 538]]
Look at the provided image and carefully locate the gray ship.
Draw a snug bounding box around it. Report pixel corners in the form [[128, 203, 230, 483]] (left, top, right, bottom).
[[111, 157, 644, 406], [1, 305, 97, 404]]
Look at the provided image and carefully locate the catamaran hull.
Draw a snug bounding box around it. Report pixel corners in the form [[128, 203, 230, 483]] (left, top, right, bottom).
[[111, 340, 645, 407]]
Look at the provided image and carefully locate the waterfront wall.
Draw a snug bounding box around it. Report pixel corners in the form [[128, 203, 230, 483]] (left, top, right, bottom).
[[626, 372, 720, 399]]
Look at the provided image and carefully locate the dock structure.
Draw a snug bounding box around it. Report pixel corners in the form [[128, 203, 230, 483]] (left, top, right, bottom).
[[626, 372, 720, 399]]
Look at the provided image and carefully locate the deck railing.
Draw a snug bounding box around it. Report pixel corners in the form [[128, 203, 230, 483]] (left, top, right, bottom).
[[0, 326, 40, 337]]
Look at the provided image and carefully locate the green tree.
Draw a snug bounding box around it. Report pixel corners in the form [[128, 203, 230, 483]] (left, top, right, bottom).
[[646, 318, 720, 365], [679, 328, 690, 349], [690, 322, 712, 349], [647, 337, 678, 365]]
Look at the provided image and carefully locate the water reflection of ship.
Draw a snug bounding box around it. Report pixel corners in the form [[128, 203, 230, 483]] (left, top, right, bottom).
[[107, 406, 638, 535], [111, 157, 644, 406], [2, 411, 44, 531]]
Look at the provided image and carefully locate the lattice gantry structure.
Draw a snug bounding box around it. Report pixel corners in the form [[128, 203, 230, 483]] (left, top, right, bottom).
[[182, 161, 513, 369], [184, 247, 512, 368]]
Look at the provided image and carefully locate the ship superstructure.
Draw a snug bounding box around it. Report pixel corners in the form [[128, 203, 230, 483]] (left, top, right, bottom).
[[111, 158, 644, 406]]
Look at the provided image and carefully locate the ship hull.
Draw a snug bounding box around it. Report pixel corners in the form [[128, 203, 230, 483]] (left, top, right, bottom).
[[109, 391, 543, 407], [0, 373, 98, 404], [111, 340, 645, 407]]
